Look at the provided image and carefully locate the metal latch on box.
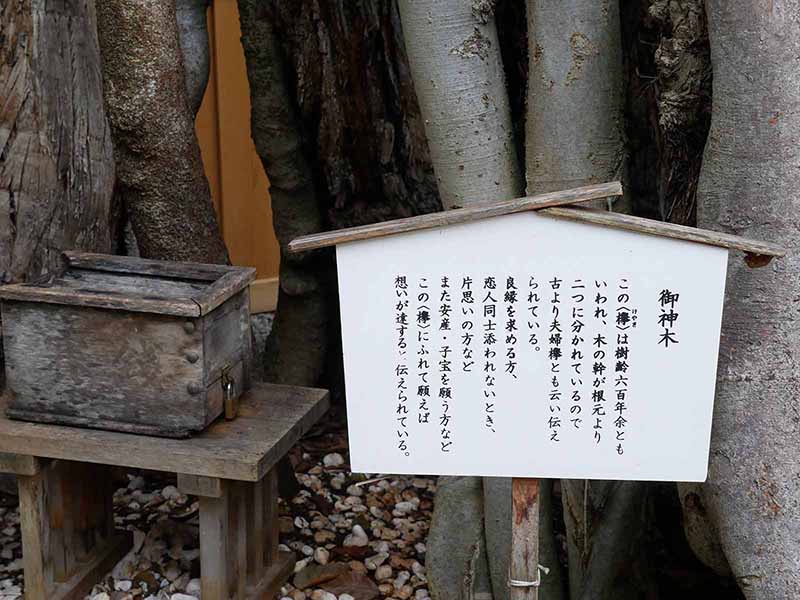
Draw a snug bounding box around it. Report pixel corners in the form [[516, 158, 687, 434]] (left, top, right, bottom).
[[221, 364, 238, 420]]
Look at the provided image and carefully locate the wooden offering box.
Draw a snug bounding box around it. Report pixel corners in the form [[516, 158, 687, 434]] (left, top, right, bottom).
[[0, 252, 256, 438]]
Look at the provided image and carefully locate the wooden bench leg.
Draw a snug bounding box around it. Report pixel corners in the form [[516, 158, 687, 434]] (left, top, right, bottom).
[[179, 471, 294, 600], [15, 459, 131, 600]]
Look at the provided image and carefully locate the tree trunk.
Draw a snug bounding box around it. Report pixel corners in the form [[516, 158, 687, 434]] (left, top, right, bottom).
[[237, 0, 328, 388], [0, 0, 116, 283], [238, 0, 441, 390], [95, 0, 228, 264], [696, 2, 800, 598], [396, 2, 530, 599], [176, 0, 211, 116], [525, 0, 626, 212], [525, 2, 649, 598], [0, 0, 116, 497], [649, 0, 711, 225], [397, 0, 522, 209]]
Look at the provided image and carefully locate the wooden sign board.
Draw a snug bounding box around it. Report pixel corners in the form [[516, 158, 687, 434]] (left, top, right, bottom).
[[336, 211, 728, 482]]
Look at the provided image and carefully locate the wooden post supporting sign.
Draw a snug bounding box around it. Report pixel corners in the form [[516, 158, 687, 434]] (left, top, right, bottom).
[[510, 478, 541, 599]]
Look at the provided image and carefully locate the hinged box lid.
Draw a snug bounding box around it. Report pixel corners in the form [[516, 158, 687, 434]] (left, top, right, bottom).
[[0, 252, 256, 317]]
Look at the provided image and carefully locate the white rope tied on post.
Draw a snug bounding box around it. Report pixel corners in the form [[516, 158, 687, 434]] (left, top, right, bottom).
[[508, 564, 550, 588]]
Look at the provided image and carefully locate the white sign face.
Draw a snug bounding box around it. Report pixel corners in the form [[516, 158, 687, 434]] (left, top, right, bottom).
[[337, 212, 728, 482]]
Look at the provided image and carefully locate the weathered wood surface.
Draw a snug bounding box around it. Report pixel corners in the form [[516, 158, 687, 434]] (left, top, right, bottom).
[[0, 383, 329, 481], [2, 302, 210, 437], [0, 284, 201, 317], [510, 478, 541, 600], [177, 474, 224, 498], [18, 460, 131, 600], [197, 269, 256, 315], [0, 252, 255, 317], [196, 469, 293, 600], [288, 182, 622, 252], [62, 251, 235, 281], [289, 182, 784, 261], [248, 552, 295, 599], [0, 252, 255, 436], [540, 206, 785, 259], [18, 470, 48, 599], [0, 0, 116, 285], [199, 487, 230, 600], [0, 452, 40, 475], [203, 290, 250, 388]]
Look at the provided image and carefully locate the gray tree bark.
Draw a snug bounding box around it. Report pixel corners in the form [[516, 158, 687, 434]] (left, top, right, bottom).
[[96, 0, 228, 264], [176, 0, 211, 116], [696, 2, 800, 598], [397, 0, 522, 209], [0, 0, 116, 283], [649, 0, 711, 226], [397, 2, 561, 600], [525, 0, 625, 211], [525, 2, 646, 598]]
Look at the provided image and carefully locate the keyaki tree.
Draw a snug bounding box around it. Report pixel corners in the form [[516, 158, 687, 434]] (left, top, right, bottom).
[[232, 2, 797, 598], [1, 0, 798, 598]]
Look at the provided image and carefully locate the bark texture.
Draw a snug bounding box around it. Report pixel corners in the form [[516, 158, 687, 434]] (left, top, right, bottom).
[[525, 0, 625, 210], [96, 0, 228, 264], [397, 0, 523, 209], [0, 0, 116, 283], [176, 0, 212, 116], [696, 2, 800, 598], [525, 2, 647, 598], [237, 0, 328, 388], [238, 0, 441, 389], [677, 482, 730, 576], [397, 2, 524, 598], [649, 0, 711, 225], [620, 0, 711, 224]]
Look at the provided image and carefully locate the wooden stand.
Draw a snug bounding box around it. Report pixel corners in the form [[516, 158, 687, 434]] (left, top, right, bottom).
[[510, 477, 541, 600], [0, 383, 329, 600], [178, 473, 294, 599], [3, 456, 132, 600]]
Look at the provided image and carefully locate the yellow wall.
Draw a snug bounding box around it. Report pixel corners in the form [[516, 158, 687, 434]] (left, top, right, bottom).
[[195, 1, 280, 313]]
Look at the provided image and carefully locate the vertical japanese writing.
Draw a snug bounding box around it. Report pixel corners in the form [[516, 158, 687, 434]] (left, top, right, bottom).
[[504, 277, 519, 379], [614, 279, 636, 455], [527, 277, 541, 351], [483, 277, 498, 432], [592, 280, 609, 445], [416, 278, 431, 426], [461, 277, 475, 373], [658, 289, 680, 347], [548, 277, 563, 442], [569, 279, 586, 432], [439, 277, 453, 452], [394, 276, 410, 456]]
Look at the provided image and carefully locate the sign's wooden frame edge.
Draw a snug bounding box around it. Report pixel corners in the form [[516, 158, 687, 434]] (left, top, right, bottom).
[[288, 181, 785, 265]]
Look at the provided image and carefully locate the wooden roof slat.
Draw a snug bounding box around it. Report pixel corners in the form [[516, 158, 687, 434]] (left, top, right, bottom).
[[287, 180, 785, 260], [288, 181, 623, 253], [540, 206, 785, 258]]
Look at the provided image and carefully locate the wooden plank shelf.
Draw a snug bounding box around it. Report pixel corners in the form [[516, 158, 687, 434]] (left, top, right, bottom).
[[0, 383, 328, 482]]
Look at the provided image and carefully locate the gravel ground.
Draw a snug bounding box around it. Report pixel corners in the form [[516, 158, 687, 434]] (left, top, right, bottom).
[[0, 439, 435, 600]]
